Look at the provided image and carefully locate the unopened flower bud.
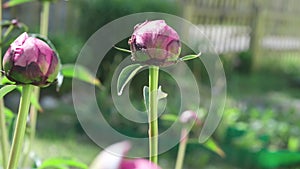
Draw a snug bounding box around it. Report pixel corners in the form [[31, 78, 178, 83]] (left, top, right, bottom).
[[180, 110, 201, 126], [11, 19, 19, 26], [128, 20, 181, 67], [3, 32, 60, 87]]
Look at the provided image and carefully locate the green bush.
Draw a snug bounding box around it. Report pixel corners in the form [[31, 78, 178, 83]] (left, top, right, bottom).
[[51, 33, 84, 64], [234, 50, 252, 73], [73, 0, 180, 39]]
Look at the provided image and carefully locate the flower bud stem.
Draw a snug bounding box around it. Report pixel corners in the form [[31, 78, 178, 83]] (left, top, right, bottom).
[[22, 1, 50, 167], [40, 0, 50, 36], [0, 100, 9, 168], [3, 24, 14, 42], [149, 66, 159, 164], [175, 129, 189, 169], [7, 85, 33, 169], [0, 0, 10, 167]]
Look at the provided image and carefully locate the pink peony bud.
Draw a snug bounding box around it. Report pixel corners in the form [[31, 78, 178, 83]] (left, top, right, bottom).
[[3, 32, 60, 87], [128, 20, 181, 67]]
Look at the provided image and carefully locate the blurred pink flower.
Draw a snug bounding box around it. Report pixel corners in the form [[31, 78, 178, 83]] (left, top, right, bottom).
[[90, 141, 161, 169], [180, 110, 201, 126], [120, 158, 161, 169]]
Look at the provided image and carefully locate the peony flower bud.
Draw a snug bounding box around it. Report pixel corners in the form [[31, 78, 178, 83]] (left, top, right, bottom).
[[180, 110, 201, 126], [128, 20, 181, 67], [3, 32, 60, 87]]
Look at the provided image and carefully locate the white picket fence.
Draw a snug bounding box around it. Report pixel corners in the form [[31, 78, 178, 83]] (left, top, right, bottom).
[[192, 25, 300, 54]]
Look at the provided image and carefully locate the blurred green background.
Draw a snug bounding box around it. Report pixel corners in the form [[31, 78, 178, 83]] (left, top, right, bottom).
[[2, 0, 300, 168]]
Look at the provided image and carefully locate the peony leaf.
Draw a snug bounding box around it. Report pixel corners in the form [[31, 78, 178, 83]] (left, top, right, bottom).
[[160, 114, 178, 122], [189, 138, 225, 158], [202, 138, 225, 158], [143, 86, 167, 113], [117, 64, 144, 95], [38, 158, 88, 169], [5, 107, 16, 142], [61, 64, 101, 88], [179, 52, 201, 61], [143, 86, 149, 112], [0, 85, 17, 98], [114, 46, 131, 53], [3, 0, 35, 8], [4, 107, 15, 120], [157, 86, 168, 100], [31, 93, 43, 112]]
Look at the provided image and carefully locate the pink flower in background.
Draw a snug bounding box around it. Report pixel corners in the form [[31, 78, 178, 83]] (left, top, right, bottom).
[[3, 32, 60, 87], [90, 141, 161, 169], [128, 20, 181, 67], [180, 110, 201, 126], [120, 158, 161, 169]]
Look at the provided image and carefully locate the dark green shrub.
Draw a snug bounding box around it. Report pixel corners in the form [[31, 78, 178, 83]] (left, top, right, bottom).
[[219, 53, 235, 77], [234, 50, 252, 73], [73, 0, 180, 40], [51, 33, 84, 64]]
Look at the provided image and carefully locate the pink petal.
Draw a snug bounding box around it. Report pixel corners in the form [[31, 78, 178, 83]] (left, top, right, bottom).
[[12, 32, 28, 46], [33, 38, 53, 65], [89, 141, 131, 169], [13, 37, 38, 67], [120, 159, 161, 169]]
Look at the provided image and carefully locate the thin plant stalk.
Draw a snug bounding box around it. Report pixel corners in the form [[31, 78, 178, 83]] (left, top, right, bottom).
[[3, 24, 14, 41], [40, 0, 50, 36], [175, 129, 189, 169], [0, 101, 8, 168], [148, 66, 159, 164], [0, 0, 10, 167], [21, 1, 50, 167], [6, 85, 33, 169]]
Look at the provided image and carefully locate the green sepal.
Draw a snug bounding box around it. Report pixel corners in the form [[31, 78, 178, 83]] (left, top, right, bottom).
[[143, 86, 167, 113], [179, 52, 201, 62], [117, 64, 144, 96], [114, 46, 131, 53]]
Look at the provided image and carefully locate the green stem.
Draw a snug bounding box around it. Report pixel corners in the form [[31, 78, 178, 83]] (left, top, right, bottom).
[[0, 100, 9, 168], [21, 1, 50, 167], [2, 25, 14, 42], [20, 99, 38, 167], [40, 0, 50, 36], [148, 66, 159, 164], [0, 0, 10, 167], [6, 85, 33, 169], [175, 129, 189, 169]]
